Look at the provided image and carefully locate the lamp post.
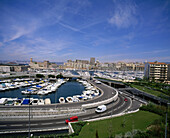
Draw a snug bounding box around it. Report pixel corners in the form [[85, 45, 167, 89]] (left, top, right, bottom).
[[28, 94, 30, 138], [165, 103, 170, 138]]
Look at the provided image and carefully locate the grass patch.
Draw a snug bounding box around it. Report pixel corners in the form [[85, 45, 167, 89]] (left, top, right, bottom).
[[72, 111, 161, 138], [131, 84, 169, 99]]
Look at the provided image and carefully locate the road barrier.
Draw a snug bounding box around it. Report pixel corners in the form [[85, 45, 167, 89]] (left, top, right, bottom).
[[82, 90, 118, 109]]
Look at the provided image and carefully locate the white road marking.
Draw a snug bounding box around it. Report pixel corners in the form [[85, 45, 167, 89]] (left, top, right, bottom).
[[41, 123, 53, 125], [11, 124, 23, 126], [0, 125, 7, 127]]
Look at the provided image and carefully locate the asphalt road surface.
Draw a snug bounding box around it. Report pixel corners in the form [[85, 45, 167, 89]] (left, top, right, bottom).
[[0, 80, 142, 136]]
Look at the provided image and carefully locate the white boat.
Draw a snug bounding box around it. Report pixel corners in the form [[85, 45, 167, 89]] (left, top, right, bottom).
[[66, 97, 73, 103], [42, 88, 51, 94], [5, 98, 17, 106], [14, 99, 22, 106], [72, 96, 80, 102], [37, 99, 44, 105], [94, 90, 100, 96], [45, 98, 51, 105], [0, 98, 7, 105], [95, 80, 101, 84], [59, 97, 65, 103], [0, 88, 6, 91], [30, 98, 39, 105]]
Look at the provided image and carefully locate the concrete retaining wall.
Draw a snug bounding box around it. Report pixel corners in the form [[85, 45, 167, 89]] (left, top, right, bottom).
[[82, 90, 118, 109]]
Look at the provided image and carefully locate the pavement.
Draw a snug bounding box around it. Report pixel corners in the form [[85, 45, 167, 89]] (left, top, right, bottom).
[[0, 80, 142, 136]]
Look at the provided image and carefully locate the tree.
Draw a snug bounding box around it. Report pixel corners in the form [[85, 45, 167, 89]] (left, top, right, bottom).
[[96, 130, 99, 138], [36, 74, 45, 78], [56, 73, 64, 78], [48, 74, 55, 78]]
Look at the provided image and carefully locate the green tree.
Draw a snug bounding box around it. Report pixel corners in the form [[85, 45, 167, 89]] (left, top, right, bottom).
[[36, 74, 45, 78], [56, 73, 64, 78], [48, 74, 55, 78]]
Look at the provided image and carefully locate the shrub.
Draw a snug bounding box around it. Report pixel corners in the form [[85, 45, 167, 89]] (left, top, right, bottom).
[[36, 74, 45, 78], [71, 121, 87, 136]]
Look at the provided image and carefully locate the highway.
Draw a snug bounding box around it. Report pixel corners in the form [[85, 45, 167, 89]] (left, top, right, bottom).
[[0, 80, 142, 136]]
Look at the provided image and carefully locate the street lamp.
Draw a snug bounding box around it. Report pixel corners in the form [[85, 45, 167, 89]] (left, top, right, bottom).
[[28, 93, 31, 138], [165, 103, 170, 138]]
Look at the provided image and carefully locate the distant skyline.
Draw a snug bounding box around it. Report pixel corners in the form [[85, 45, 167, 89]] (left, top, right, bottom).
[[0, 0, 170, 63]]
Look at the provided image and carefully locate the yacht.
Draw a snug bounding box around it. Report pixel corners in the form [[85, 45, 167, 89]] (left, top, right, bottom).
[[72, 96, 80, 102], [30, 99, 39, 105], [0, 98, 7, 105], [59, 97, 65, 103], [13, 99, 22, 106], [45, 98, 51, 105], [66, 97, 73, 103], [37, 99, 44, 105]]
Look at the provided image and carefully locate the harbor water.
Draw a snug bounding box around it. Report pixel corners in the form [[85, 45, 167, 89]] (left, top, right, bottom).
[[0, 80, 85, 103]]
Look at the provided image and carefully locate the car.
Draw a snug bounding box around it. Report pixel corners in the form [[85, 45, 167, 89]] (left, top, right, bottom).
[[65, 116, 78, 124], [95, 105, 107, 113], [124, 98, 128, 102]]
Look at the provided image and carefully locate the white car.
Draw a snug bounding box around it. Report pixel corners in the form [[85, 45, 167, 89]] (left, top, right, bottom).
[[95, 105, 107, 113]]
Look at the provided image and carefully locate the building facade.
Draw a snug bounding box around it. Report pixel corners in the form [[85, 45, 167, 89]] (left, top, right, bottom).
[[64, 59, 90, 70], [0, 65, 29, 72], [144, 62, 168, 82], [29, 58, 58, 69], [90, 57, 95, 65]]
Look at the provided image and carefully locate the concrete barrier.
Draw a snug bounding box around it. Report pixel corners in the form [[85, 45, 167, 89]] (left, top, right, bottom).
[[82, 90, 118, 109], [68, 122, 74, 134], [85, 109, 139, 122]]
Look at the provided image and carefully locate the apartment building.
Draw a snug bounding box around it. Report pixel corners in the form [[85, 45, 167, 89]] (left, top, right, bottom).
[[144, 61, 168, 82]]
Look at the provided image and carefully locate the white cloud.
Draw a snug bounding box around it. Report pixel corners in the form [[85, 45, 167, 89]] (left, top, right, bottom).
[[2, 18, 40, 43], [58, 22, 82, 32], [0, 42, 3, 47], [108, 0, 137, 28]]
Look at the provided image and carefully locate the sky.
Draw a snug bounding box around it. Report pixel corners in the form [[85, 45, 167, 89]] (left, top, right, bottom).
[[0, 0, 170, 63]]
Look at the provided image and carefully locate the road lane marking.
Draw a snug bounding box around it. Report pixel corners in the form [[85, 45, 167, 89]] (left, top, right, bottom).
[[0, 125, 7, 127], [41, 123, 53, 125], [11, 124, 23, 126]]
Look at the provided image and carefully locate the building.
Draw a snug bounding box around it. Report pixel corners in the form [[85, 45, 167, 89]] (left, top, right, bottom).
[[144, 61, 168, 82], [29, 58, 58, 69], [0, 65, 14, 72], [0, 65, 29, 72], [64, 59, 90, 70], [90, 57, 95, 65], [167, 64, 170, 81], [13, 66, 29, 72]]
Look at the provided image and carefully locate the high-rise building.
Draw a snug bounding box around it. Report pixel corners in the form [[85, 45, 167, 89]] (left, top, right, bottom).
[[144, 61, 168, 82], [90, 57, 95, 65], [167, 64, 170, 81]]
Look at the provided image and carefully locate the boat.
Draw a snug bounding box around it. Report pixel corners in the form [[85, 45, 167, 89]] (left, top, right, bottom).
[[94, 90, 100, 96], [5, 98, 17, 106], [0, 87, 6, 91], [30, 98, 39, 105], [59, 97, 65, 103], [21, 98, 30, 105], [0, 98, 7, 105], [13, 99, 22, 106], [66, 97, 73, 103], [45, 98, 51, 105], [37, 99, 44, 105], [72, 96, 80, 102]]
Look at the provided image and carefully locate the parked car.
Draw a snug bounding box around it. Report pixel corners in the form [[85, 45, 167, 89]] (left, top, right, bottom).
[[65, 116, 78, 123], [124, 98, 128, 102], [95, 105, 107, 113]]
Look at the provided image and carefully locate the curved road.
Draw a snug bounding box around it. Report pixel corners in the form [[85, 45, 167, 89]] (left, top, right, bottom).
[[0, 80, 139, 135]]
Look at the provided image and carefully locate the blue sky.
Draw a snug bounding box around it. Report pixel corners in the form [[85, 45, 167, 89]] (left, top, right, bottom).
[[0, 0, 170, 63]]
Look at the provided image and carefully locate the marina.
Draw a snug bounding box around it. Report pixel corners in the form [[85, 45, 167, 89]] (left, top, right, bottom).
[[0, 78, 101, 105]]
